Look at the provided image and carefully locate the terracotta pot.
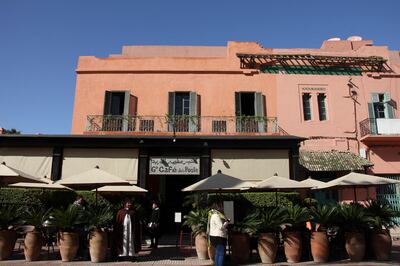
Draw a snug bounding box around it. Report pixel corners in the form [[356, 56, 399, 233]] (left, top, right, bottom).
[[208, 245, 215, 262], [345, 232, 365, 261], [257, 232, 278, 264], [371, 230, 392, 261], [310, 231, 329, 263], [283, 231, 302, 263], [0, 230, 17, 260], [194, 232, 208, 260], [24, 231, 42, 261], [58, 232, 79, 262], [231, 232, 250, 264], [89, 230, 108, 263]]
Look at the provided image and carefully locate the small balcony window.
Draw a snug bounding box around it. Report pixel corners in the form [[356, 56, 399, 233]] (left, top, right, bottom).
[[317, 93, 327, 121], [302, 93, 312, 121]]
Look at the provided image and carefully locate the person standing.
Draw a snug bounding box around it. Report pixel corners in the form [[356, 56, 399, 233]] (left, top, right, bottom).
[[114, 199, 136, 261], [148, 201, 160, 248], [208, 203, 229, 266]]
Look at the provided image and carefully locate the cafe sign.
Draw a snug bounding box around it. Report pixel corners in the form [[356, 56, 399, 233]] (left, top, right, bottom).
[[149, 157, 200, 175]]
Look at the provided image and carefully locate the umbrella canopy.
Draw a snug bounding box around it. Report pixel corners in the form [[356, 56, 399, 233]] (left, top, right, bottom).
[[299, 177, 326, 189], [254, 175, 312, 190], [56, 166, 130, 189], [182, 172, 254, 192], [94, 185, 147, 193], [9, 182, 72, 190], [0, 162, 49, 185], [253, 175, 312, 206], [316, 172, 400, 190]]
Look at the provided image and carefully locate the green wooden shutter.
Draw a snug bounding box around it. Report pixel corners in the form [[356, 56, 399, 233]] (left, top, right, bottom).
[[102, 91, 112, 131], [168, 92, 176, 132], [254, 92, 265, 132], [121, 91, 131, 131], [189, 92, 198, 132], [235, 92, 242, 132], [103, 91, 112, 115], [371, 93, 380, 103], [384, 92, 395, 118], [368, 102, 377, 134]]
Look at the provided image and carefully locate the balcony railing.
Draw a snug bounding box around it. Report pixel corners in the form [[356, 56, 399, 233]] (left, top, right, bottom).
[[86, 115, 282, 135], [360, 118, 400, 137]]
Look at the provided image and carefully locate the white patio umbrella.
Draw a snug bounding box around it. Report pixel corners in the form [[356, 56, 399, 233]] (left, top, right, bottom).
[[9, 182, 73, 190], [253, 174, 313, 205], [0, 162, 49, 185], [315, 172, 400, 202], [94, 185, 147, 194], [182, 171, 254, 192], [57, 166, 130, 205], [299, 177, 326, 188]]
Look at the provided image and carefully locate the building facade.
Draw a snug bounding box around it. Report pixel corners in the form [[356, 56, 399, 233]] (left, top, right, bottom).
[[1, 37, 400, 223]]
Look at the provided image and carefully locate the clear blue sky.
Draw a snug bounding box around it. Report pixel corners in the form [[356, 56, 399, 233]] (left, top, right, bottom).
[[1, 0, 399, 134]]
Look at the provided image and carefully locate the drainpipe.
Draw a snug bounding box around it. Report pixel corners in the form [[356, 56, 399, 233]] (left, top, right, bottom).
[[347, 78, 361, 152]]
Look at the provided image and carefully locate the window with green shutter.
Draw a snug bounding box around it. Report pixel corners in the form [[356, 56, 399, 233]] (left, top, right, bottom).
[[167, 91, 198, 132], [370, 92, 395, 119], [302, 93, 312, 121], [317, 93, 327, 121]]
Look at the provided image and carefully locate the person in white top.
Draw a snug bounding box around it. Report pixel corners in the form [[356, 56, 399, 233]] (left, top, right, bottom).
[[208, 202, 229, 266]]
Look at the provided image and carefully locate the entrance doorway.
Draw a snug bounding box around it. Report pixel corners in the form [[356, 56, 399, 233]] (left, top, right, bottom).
[[147, 174, 198, 232]]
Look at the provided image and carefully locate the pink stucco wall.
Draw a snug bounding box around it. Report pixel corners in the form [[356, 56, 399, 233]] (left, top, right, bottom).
[[71, 42, 277, 135], [71, 39, 400, 177], [275, 39, 400, 176]]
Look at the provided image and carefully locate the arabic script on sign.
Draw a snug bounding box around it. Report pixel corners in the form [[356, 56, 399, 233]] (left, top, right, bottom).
[[149, 157, 200, 175]]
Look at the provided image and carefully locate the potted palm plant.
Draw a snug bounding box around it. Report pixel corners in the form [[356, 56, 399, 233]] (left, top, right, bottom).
[[282, 205, 311, 263], [0, 205, 21, 260], [366, 200, 399, 261], [22, 207, 51, 261], [87, 206, 113, 263], [183, 209, 209, 260], [230, 212, 258, 264], [309, 204, 337, 263], [256, 207, 286, 264], [338, 203, 370, 261], [51, 205, 85, 262]]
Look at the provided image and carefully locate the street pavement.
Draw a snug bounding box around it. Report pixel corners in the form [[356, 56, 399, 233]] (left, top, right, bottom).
[[1, 239, 399, 265]]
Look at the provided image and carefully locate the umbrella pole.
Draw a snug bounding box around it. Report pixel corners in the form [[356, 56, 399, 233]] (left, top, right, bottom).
[[275, 190, 278, 206], [353, 186, 357, 203], [96, 188, 98, 207]]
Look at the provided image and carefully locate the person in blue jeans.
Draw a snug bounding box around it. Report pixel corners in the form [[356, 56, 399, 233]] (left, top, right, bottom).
[[208, 203, 229, 266]]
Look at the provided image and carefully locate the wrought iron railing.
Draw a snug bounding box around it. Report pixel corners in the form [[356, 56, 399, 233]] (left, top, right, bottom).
[[86, 115, 280, 134], [360, 118, 376, 137], [360, 118, 400, 137]]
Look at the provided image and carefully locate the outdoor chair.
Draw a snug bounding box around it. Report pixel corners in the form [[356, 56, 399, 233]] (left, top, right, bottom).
[[42, 226, 57, 256]]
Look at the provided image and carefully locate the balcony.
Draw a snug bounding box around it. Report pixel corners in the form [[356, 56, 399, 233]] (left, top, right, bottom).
[[360, 118, 400, 145], [85, 115, 284, 136]]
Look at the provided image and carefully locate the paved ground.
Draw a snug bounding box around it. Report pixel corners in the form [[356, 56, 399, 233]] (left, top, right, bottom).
[[1, 238, 400, 265]]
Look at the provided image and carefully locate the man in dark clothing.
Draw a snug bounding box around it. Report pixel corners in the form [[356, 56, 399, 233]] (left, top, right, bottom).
[[148, 201, 160, 248], [73, 196, 88, 260]]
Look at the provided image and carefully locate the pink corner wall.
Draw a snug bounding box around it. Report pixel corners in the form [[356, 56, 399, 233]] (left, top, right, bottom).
[[71, 42, 277, 135]]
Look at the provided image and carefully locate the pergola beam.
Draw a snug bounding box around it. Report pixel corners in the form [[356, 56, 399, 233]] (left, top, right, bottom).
[[237, 53, 391, 73]]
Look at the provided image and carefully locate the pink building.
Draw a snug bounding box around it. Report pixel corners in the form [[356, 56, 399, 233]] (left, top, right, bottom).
[[70, 37, 400, 204], [1, 37, 399, 223]]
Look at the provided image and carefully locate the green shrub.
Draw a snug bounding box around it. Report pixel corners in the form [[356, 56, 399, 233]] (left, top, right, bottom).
[[0, 204, 23, 230], [183, 209, 208, 236], [51, 205, 86, 232], [0, 188, 144, 221]]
